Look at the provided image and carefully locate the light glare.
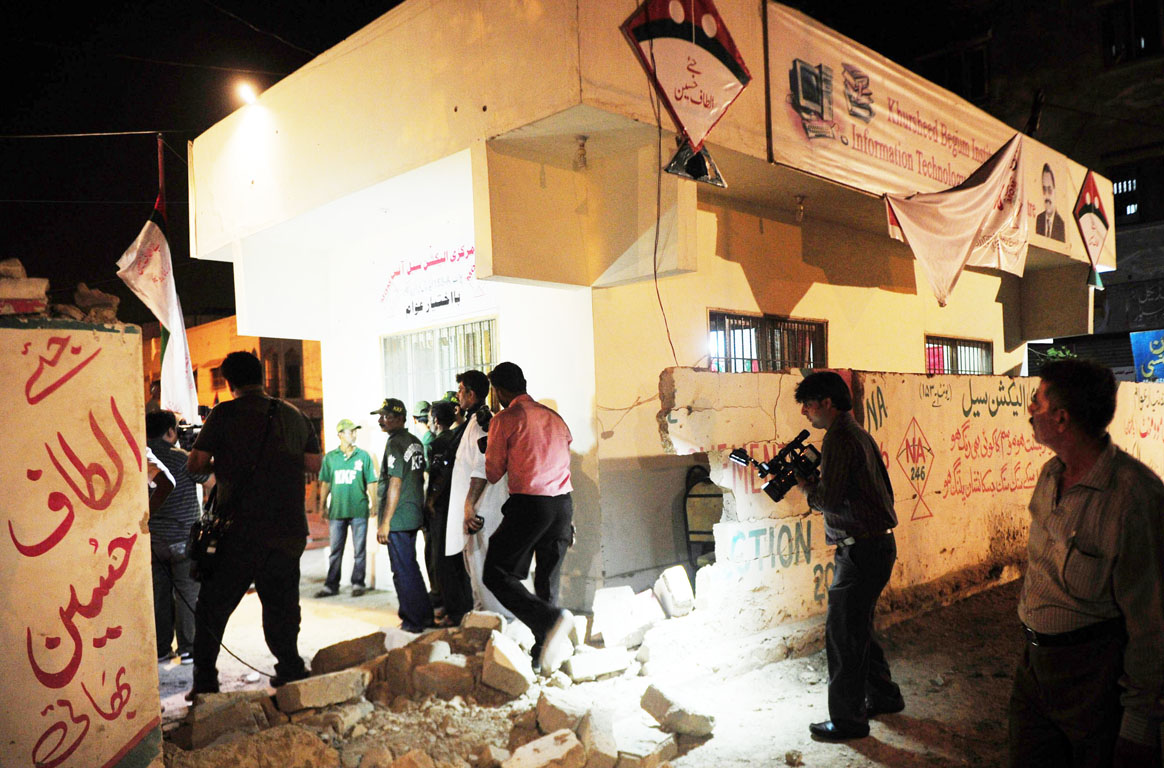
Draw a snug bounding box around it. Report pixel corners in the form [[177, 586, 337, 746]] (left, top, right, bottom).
[[237, 82, 258, 105]]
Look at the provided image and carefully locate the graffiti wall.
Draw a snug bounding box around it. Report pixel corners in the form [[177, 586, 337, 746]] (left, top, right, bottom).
[[660, 367, 1049, 629], [0, 319, 160, 768]]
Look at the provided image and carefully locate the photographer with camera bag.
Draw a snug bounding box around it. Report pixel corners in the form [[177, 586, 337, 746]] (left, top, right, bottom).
[[793, 371, 902, 742], [186, 351, 321, 699]]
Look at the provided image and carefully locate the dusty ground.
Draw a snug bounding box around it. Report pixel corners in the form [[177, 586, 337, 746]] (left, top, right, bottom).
[[160, 548, 1024, 766]]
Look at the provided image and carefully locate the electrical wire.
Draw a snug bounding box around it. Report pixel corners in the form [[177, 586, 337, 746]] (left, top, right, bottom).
[[199, 0, 317, 58], [646, 37, 680, 368]]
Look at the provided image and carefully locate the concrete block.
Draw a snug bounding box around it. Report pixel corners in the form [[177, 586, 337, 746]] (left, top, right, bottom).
[[359, 746, 395, 768], [652, 566, 694, 618], [333, 699, 376, 734], [413, 659, 475, 700], [312, 632, 388, 675], [639, 684, 714, 736], [504, 619, 537, 651], [508, 726, 542, 753], [276, 668, 371, 713], [612, 713, 678, 768], [482, 630, 535, 697], [0, 276, 48, 299], [502, 729, 585, 768], [0, 258, 26, 279], [174, 697, 262, 750], [427, 640, 453, 663], [392, 749, 436, 768], [577, 709, 618, 768], [386, 645, 420, 697], [447, 626, 494, 656], [562, 648, 631, 683], [463, 610, 506, 632], [569, 614, 590, 646], [535, 689, 590, 734], [474, 744, 511, 768], [590, 586, 635, 645]]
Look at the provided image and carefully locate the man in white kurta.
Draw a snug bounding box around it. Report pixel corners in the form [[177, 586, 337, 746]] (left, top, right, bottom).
[[446, 370, 512, 617]]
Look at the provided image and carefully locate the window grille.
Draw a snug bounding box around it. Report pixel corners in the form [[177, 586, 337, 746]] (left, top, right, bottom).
[[708, 311, 827, 372], [382, 318, 498, 409], [925, 335, 993, 374]]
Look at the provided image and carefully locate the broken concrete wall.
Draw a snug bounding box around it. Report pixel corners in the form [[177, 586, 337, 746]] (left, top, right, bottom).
[[659, 367, 1052, 631]]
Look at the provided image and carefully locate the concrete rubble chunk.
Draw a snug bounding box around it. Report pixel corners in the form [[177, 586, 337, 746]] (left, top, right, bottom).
[[577, 709, 618, 768], [0, 276, 49, 299], [447, 626, 494, 656], [482, 630, 535, 697], [611, 711, 678, 767], [652, 566, 695, 618], [590, 586, 634, 646], [391, 748, 436, 768], [173, 691, 272, 750], [386, 645, 419, 697], [412, 658, 475, 700], [536, 689, 591, 734], [462, 610, 506, 632], [502, 728, 586, 768], [504, 619, 537, 651], [360, 745, 395, 768], [569, 614, 590, 646], [508, 726, 542, 753], [169, 724, 339, 768], [563, 648, 631, 683], [427, 640, 453, 664], [332, 698, 376, 734], [640, 684, 715, 737], [0, 258, 27, 279], [474, 744, 511, 768], [276, 667, 371, 713], [312, 632, 388, 675]]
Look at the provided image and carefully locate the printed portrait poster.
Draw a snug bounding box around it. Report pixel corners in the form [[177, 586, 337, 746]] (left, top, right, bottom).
[[0, 319, 161, 768]]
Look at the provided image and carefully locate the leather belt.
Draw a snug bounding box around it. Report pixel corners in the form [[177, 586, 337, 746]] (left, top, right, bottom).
[[837, 529, 893, 547], [1021, 618, 1123, 648]]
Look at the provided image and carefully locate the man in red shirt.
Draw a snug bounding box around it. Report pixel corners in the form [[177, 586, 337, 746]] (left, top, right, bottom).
[[483, 362, 575, 674]]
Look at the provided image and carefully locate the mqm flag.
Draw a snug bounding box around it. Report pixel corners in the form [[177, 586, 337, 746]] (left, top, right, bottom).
[[1073, 170, 1109, 290], [885, 133, 1027, 306], [116, 194, 201, 424]]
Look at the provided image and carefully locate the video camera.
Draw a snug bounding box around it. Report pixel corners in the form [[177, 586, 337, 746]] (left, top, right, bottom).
[[729, 429, 821, 503], [176, 422, 202, 452]]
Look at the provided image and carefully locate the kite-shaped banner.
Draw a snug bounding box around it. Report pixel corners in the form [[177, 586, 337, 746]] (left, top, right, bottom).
[[622, 0, 751, 172], [1073, 170, 1109, 289]]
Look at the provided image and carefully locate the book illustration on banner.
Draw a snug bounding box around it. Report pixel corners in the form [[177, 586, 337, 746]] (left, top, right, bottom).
[[621, 0, 751, 187], [1073, 170, 1109, 289], [789, 59, 874, 141]]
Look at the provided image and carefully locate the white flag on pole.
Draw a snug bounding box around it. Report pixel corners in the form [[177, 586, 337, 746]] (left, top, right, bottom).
[[116, 195, 201, 424]]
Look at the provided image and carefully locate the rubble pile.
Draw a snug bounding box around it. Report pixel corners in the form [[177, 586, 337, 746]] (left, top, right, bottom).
[[0, 258, 48, 316], [165, 569, 716, 768]]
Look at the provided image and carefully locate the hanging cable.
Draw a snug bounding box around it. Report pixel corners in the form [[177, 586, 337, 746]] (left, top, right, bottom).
[[646, 37, 680, 368], [199, 0, 317, 57]]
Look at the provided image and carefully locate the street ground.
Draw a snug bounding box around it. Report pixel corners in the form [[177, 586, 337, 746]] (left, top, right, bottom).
[[159, 547, 1023, 766]]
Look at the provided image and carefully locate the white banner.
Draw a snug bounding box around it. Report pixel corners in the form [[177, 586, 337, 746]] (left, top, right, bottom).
[[886, 134, 1028, 305], [116, 200, 200, 424]]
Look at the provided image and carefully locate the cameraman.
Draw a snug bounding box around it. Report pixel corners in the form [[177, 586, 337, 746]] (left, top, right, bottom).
[[793, 371, 902, 741]]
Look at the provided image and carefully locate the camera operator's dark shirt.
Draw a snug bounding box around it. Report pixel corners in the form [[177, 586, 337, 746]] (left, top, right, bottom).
[[806, 411, 897, 544]]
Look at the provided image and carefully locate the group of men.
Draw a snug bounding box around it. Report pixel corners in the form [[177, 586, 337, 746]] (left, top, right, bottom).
[[790, 364, 1162, 767], [181, 352, 578, 701]]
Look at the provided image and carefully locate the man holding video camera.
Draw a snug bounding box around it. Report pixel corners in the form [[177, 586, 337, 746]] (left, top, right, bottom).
[[794, 371, 902, 741]]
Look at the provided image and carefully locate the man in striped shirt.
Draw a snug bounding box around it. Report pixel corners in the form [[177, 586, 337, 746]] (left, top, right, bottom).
[[1010, 360, 1163, 767], [146, 410, 211, 664]]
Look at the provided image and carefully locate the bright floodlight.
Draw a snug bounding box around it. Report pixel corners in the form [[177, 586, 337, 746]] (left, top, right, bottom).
[[237, 82, 258, 105]]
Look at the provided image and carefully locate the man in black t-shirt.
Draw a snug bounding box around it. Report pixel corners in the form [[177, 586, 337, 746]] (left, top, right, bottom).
[[187, 351, 321, 697]]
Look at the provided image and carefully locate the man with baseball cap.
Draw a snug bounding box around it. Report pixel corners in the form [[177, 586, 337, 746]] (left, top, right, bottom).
[[316, 418, 378, 598], [482, 362, 576, 674], [372, 398, 433, 632]]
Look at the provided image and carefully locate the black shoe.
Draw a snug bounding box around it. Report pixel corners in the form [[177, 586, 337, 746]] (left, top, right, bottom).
[[179, 651, 194, 666], [269, 668, 309, 688], [314, 587, 339, 598], [185, 684, 218, 703], [809, 720, 869, 741], [351, 586, 366, 597], [866, 697, 905, 716], [530, 642, 543, 675]]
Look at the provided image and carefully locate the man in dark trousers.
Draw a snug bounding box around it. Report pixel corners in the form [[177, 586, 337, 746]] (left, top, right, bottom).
[[424, 399, 472, 625], [146, 409, 211, 664], [793, 371, 902, 741], [482, 362, 575, 674], [187, 351, 321, 697], [372, 397, 433, 633], [1009, 360, 1163, 767]]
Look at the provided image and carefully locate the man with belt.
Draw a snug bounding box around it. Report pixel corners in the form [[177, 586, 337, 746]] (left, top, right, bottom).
[[1009, 360, 1163, 767], [483, 362, 575, 675], [794, 371, 902, 741]]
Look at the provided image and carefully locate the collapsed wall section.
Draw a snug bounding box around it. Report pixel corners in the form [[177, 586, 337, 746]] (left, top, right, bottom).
[[658, 367, 1048, 634]]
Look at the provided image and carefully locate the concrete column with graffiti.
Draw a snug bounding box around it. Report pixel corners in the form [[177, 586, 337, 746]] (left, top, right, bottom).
[[0, 318, 161, 768]]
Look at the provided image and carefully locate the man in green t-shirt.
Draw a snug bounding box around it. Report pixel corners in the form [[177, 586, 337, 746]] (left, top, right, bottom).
[[315, 418, 378, 598], [372, 398, 432, 632]]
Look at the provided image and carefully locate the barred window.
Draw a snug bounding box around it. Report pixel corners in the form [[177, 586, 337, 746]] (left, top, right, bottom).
[[382, 318, 498, 409], [708, 311, 827, 372], [925, 335, 993, 374]]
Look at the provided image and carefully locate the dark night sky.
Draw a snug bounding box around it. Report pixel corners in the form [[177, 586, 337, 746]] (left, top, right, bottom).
[[1, 2, 399, 325]]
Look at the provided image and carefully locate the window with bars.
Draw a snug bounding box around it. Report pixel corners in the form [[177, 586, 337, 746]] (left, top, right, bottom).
[[382, 318, 498, 410], [708, 311, 827, 372], [925, 335, 993, 374]]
